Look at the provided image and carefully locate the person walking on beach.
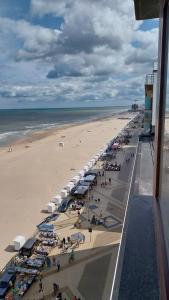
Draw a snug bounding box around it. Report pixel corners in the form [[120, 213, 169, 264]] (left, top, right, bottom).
[[57, 259, 61, 272]]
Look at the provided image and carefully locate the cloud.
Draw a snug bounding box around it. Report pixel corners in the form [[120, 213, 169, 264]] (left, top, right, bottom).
[[0, 0, 159, 107]]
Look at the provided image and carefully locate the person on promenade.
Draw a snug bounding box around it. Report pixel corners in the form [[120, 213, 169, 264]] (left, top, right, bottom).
[[56, 292, 62, 299], [109, 177, 111, 184], [57, 259, 61, 272], [63, 237, 66, 244], [69, 249, 75, 263], [39, 279, 43, 293], [52, 256, 56, 266], [82, 234, 85, 243], [98, 198, 100, 204], [46, 256, 51, 268], [78, 210, 80, 217], [53, 283, 59, 296]]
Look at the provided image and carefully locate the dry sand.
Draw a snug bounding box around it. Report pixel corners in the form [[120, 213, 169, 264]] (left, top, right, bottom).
[[0, 112, 136, 270]]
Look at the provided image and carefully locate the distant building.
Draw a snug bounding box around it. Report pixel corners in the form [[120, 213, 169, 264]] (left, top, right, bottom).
[[144, 74, 153, 132], [131, 103, 139, 111]]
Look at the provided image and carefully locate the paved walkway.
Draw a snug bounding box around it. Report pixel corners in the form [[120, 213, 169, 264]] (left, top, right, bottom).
[[116, 141, 159, 300], [24, 129, 139, 300]]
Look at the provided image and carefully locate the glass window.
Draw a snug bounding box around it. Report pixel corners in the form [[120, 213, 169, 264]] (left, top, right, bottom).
[[159, 3, 169, 265]]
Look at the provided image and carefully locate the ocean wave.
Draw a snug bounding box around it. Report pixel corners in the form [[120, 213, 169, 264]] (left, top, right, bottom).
[[0, 131, 20, 140], [25, 123, 59, 130]]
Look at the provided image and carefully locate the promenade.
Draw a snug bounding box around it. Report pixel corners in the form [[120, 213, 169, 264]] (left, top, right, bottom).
[[24, 127, 139, 300]]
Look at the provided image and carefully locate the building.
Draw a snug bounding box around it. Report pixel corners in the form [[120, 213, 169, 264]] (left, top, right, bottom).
[[144, 74, 153, 132], [111, 1, 169, 300]]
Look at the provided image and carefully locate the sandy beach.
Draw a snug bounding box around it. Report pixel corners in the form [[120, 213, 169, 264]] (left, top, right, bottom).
[[0, 112, 136, 270]]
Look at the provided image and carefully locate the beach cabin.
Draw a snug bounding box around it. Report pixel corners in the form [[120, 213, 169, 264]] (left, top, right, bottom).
[[65, 183, 74, 193], [13, 235, 26, 251], [78, 170, 85, 178], [53, 195, 62, 205], [59, 142, 64, 147], [83, 165, 89, 172], [47, 202, 55, 213], [71, 176, 80, 184], [60, 189, 68, 198], [19, 238, 37, 257]]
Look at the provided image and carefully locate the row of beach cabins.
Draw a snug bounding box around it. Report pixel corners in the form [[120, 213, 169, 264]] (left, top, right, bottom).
[[1, 113, 142, 299]]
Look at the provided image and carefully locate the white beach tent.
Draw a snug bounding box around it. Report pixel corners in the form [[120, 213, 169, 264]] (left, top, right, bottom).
[[47, 202, 55, 213], [66, 182, 74, 192], [13, 235, 26, 251], [53, 195, 62, 205], [71, 175, 80, 184], [83, 165, 89, 172], [78, 170, 85, 178], [87, 161, 92, 168], [90, 159, 96, 165], [60, 189, 68, 198], [94, 155, 99, 160]]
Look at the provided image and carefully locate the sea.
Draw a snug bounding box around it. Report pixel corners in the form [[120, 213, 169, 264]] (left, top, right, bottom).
[[0, 106, 128, 147]]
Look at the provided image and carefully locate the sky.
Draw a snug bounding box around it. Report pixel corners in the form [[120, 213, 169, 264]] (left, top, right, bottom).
[[0, 0, 159, 108]]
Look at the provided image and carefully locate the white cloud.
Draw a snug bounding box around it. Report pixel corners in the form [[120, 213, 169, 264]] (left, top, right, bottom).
[[0, 0, 159, 107]]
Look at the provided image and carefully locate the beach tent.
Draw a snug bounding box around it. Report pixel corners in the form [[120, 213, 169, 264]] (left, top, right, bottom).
[[65, 183, 74, 192], [59, 142, 64, 147], [87, 161, 92, 168], [53, 195, 62, 205], [89, 159, 95, 166], [61, 189, 68, 198], [78, 170, 85, 178], [47, 202, 55, 213], [93, 155, 99, 161], [13, 235, 26, 251], [83, 165, 89, 172], [71, 176, 80, 184]]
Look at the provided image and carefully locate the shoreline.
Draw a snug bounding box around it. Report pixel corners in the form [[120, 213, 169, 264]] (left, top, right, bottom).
[[0, 111, 136, 270], [0, 109, 130, 150]]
